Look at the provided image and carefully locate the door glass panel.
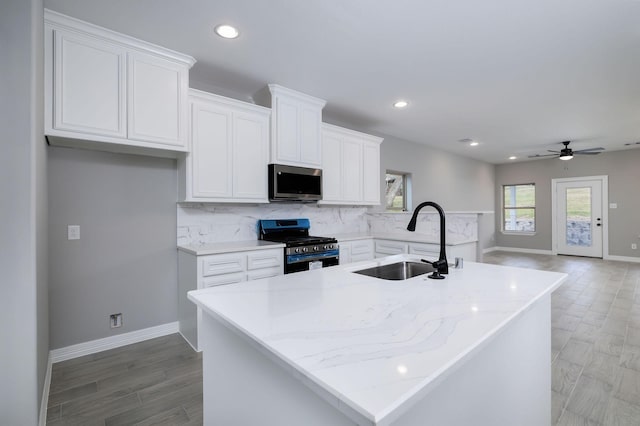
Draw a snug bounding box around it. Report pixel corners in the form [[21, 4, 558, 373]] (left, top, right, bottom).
[[566, 187, 591, 247]]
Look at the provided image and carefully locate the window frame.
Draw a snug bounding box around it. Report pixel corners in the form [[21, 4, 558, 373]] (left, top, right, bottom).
[[385, 171, 411, 212], [502, 183, 536, 235]]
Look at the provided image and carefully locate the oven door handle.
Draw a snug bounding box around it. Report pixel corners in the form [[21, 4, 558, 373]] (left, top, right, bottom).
[[287, 250, 339, 264]]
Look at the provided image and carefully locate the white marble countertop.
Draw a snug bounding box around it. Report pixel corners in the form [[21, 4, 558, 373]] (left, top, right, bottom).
[[188, 254, 566, 425], [334, 232, 477, 245], [178, 240, 284, 256]]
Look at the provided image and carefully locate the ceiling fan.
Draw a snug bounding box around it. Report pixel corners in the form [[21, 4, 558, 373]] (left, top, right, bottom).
[[528, 141, 605, 160]]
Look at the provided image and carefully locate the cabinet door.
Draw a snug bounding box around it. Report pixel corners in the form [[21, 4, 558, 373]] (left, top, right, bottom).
[[351, 240, 374, 261], [338, 243, 352, 265], [342, 137, 363, 202], [190, 102, 233, 198], [321, 131, 343, 201], [233, 111, 269, 200], [362, 140, 381, 204], [53, 29, 126, 138], [299, 106, 322, 166], [375, 240, 408, 256], [273, 97, 299, 163], [128, 51, 187, 147]]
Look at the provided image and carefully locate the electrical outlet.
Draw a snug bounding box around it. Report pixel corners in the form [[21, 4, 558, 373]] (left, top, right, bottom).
[[110, 313, 123, 328], [632, 244, 638, 250], [67, 225, 80, 240]]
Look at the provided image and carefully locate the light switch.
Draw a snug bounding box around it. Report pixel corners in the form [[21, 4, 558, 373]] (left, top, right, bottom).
[[609, 203, 617, 209], [67, 225, 80, 240]]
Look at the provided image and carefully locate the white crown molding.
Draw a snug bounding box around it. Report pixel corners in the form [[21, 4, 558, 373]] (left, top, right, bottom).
[[50, 322, 179, 363]]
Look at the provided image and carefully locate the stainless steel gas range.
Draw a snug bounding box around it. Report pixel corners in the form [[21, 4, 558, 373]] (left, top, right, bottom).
[[258, 219, 339, 274]]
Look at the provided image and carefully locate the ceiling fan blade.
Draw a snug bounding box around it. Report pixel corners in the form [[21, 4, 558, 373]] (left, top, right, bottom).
[[528, 153, 558, 158], [546, 150, 560, 153], [574, 147, 605, 153], [575, 151, 602, 155]]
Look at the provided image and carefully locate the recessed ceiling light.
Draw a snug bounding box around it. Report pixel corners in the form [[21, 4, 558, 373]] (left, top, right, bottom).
[[509, 156, 517, 160], [393, 100, 408, 108], [458, 138, 479, 146], [214, 24, 239, 39]]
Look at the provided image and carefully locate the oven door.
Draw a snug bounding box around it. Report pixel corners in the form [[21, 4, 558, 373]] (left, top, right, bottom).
[[285, 249, 339, 274]]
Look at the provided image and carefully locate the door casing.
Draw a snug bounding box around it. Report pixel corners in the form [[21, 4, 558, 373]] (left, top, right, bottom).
[[551, 175, 608, 258]]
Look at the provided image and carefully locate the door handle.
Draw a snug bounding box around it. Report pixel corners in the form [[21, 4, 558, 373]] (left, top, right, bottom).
[[596, 223, 601, 227], [597, 218, 601, 221]]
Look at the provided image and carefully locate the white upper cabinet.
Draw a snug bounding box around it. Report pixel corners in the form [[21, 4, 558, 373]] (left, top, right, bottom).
[[258, 84, 326, 168], [44, 10, 195, 157], [320, 123, 383, 205], [178, 89, 270, 203], [127, 50, 188, 146]]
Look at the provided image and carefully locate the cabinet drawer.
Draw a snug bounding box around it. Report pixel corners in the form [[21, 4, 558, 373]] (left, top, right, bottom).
[[409, 243, 440, 258], [247, 249, 283, 270], [351, 240, 374, 256], [247, 266, 282, 281], [201, 253, 246, 277], [202, 272, 245, 288], [352, 252, 373, 262], [375, 240, 408, 256]]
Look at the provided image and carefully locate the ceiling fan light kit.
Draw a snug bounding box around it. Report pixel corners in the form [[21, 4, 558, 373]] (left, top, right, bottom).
[[528, 141, 605, 160]]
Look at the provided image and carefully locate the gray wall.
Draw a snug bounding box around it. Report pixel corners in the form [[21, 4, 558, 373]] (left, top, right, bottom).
[[495, 149, 640, 258], [378, 136, 496, 249], [48, 147, 179, 349], [0, 0, 48, 424], [380, 136, 496, 212]]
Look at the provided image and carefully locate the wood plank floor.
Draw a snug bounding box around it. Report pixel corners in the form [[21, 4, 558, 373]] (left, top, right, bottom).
[[483, 251, 640, 425], [46, 252, 640, 425], [46, 334, 202, 425]]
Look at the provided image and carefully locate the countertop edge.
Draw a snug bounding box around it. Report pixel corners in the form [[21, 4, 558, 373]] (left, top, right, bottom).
[[178, 241, 285, 255], [188, 290, 376, 426], [374, 270, 568, 425], [188, 257, 567, 425], [334, 233, 478, 246]]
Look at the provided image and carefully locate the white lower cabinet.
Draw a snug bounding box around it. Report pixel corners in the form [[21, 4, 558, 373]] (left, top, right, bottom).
[[374, 240, 409, 257], [339, 239, 374, 265], [178, 247, 283, 351], [374, 239, 478, 262], [178, 89, 270, 202]]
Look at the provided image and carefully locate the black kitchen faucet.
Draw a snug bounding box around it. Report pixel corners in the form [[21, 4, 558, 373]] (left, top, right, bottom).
[[407, 201, 448, 279]]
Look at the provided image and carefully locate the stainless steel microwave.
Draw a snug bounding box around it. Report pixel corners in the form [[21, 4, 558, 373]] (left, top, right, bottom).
[[268, 164, 322, 201]]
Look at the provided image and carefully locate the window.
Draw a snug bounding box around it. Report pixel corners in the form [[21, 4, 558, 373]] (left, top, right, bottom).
[[385, 172, 411, 211], [503, 183, 535, 232]]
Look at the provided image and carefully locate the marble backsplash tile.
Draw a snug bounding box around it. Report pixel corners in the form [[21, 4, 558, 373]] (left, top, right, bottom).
[[177, 203, 370, 246], [367, 212, 478, 243], [178, 204, 479, 246]]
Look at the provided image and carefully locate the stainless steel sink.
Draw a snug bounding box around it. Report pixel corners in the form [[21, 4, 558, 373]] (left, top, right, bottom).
[[352, 261, 435, 281]]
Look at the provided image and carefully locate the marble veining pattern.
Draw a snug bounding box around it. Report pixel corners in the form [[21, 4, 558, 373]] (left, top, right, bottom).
[[189, 255, 566, 423], [177, 204, 479, 246], [368, 212, 478, 244]]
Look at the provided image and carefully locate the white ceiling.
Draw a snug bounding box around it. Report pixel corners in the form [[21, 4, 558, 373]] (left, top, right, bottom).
[[44, 0, 640, 164]]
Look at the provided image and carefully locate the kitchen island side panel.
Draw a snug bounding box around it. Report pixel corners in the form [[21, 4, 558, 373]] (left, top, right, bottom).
[[199, 294, 551, 426], [201, 313, 359, 426]]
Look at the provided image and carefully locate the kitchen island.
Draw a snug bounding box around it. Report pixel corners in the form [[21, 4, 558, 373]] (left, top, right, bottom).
[[188, 254, 566, 425]]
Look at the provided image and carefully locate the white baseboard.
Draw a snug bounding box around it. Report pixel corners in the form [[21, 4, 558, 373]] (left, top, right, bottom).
[[605, 255, 640, 264], [488, 246, 554, 256], [50, 321, 179, 363], [39, 354, 53, 426]]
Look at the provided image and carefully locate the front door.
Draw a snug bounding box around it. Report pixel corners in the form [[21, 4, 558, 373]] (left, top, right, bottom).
[[556, 179, 603, 257]]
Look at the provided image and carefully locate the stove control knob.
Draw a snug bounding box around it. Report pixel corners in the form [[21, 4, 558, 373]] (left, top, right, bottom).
[[303, 247, 309, 253], [323, 245, 328, 249], [314, 246, 319, 251], [295, 248, 300, 253]]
